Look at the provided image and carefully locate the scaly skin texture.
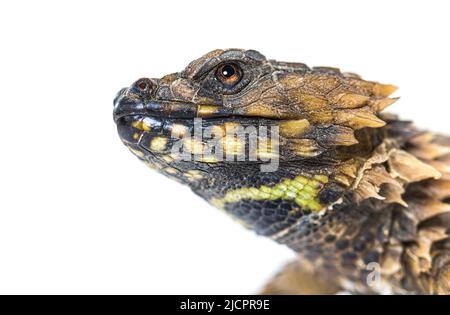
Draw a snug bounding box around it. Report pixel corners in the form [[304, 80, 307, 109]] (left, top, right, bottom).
[[113, 49, 450, 294]]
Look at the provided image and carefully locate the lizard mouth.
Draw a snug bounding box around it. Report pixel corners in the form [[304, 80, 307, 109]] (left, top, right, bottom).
[[114, 88, 241, 123], [113, 98, 199, 122], [113, 89, 287, 172], [112, 86, 294, 124], [113, 88, 286, 145]]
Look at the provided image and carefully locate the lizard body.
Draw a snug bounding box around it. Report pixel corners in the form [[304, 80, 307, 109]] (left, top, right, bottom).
[[113, 49, 450, 294]]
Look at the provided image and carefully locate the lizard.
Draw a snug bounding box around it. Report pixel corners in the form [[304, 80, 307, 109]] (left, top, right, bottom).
[[113, 49, 450, 294]]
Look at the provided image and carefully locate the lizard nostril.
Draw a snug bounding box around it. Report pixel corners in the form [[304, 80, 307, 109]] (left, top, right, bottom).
[[138, 81, 148, 91], [134, 78, 155, 95]]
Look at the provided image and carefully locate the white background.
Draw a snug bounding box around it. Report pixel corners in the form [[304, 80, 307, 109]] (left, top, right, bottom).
[[0, 0, 449, 294]]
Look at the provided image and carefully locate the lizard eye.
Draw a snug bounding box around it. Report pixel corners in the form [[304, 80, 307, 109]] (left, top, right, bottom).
[[201, 61, 250, 95], [215, 63, 242, 87]]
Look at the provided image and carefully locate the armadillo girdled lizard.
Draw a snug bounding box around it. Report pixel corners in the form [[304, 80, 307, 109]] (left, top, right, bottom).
[[113, 49, 450, 294]]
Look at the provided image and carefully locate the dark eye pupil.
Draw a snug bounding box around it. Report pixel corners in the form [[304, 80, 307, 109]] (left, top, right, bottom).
[[221, 65, 235, 78]]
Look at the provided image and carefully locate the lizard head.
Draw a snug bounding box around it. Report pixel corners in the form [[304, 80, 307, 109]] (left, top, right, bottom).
[[113, 49, 398, 236]]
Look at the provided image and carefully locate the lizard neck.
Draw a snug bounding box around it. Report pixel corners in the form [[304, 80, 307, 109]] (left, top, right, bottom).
[[271, 198, 395, 293]]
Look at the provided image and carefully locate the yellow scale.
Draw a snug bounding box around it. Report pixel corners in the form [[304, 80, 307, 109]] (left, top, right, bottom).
[[210, 174, 328, 212]]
